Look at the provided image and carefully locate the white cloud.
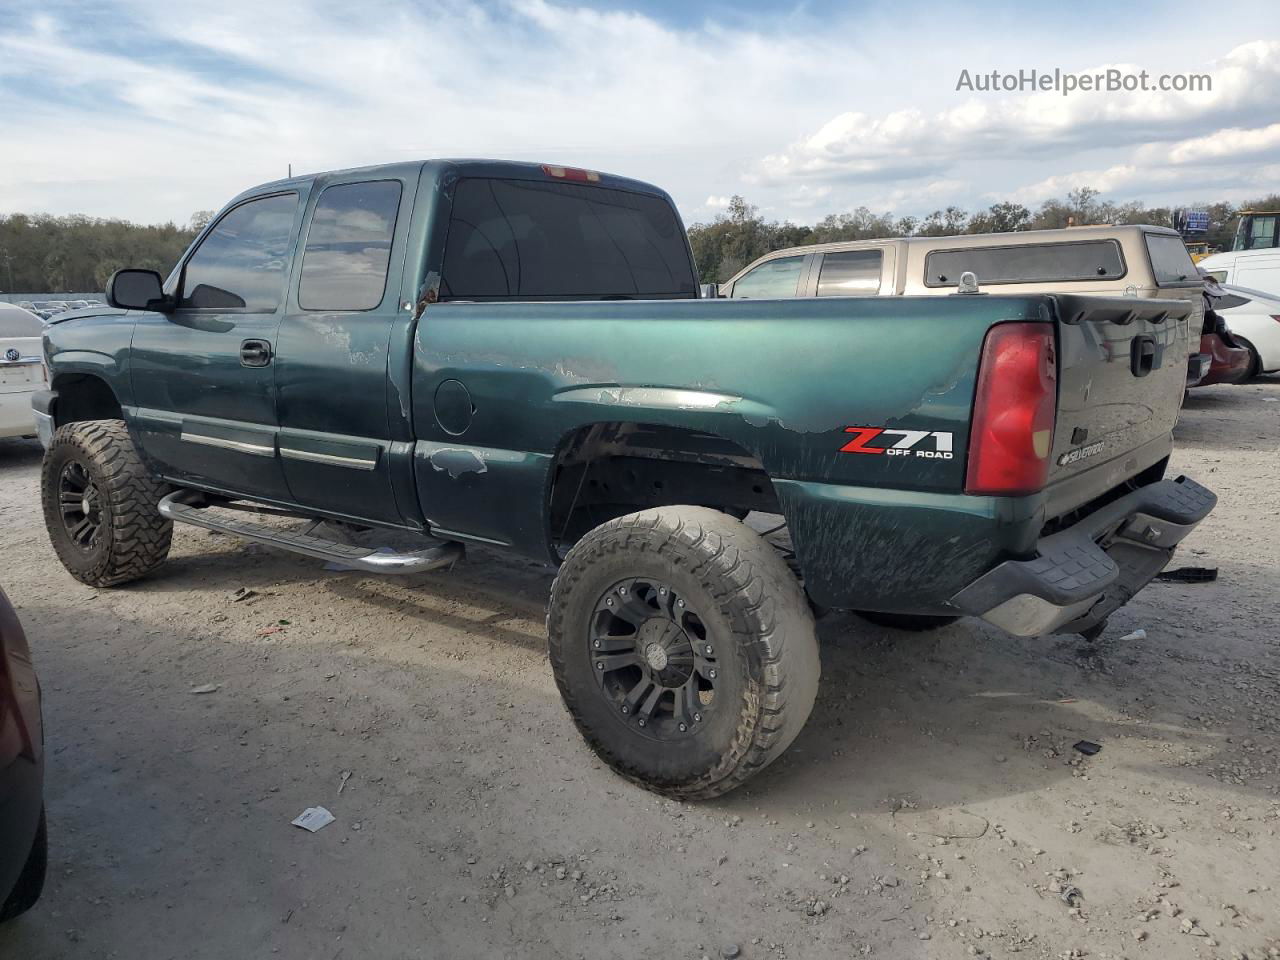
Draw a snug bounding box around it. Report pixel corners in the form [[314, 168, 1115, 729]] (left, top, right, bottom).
[[1, 1, 1277, 225], [755, 41, 1280, 189], [1009, 119, 1280, 205], [1143, 122, 1280, 166]]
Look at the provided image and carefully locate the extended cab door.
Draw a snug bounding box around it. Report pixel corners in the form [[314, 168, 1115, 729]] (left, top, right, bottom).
[[808, 246, 892, 297], [274, 175, 417, 525], [129, 191, 302, 500]]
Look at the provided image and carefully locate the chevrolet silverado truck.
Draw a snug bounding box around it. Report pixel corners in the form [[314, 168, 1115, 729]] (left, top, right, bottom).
[[33, 159, 1216, 798]]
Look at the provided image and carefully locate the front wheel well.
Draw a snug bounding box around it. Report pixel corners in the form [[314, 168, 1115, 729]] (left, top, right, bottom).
[[51, 374, 123, 426], [546, 422, 782, 555]]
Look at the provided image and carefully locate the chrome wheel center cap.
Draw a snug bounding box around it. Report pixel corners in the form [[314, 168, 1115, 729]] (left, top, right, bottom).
[[643, 641, 669, 672]]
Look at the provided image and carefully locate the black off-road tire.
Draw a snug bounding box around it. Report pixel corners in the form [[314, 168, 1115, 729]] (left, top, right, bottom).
[[855, 611, 960, 631], [0, 809, 47, 922], [548, 506, 820, 800], [41, 420, 172, 587]]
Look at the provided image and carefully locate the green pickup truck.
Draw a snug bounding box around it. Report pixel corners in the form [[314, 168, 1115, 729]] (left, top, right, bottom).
[[33, 159, 1216, 798]]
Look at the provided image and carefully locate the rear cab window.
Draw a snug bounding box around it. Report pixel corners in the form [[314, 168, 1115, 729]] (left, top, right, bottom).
[[1144, 233, 1200, 286], [924, 241, 1125, 287], [440, 178, 696, 301]]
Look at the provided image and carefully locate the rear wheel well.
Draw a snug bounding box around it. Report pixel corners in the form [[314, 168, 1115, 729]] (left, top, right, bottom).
[[546, 422, 782, 556], [52, 374, 123, 426]]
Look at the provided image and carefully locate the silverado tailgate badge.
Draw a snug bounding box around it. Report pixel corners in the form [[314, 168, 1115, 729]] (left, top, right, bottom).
[[1057, 440, 1106, 466], [841, 427, 954, 459]]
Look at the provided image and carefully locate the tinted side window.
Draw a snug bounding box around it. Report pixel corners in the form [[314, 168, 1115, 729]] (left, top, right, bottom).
[[924, 241, 1125, 286], [299, 181, 402, 311], [816, 250, 882, 297], [731, 257, 805, 299], [1145, 234, 1199, 285], [180, 193, 297, 310], [441, 178, 696, 300]]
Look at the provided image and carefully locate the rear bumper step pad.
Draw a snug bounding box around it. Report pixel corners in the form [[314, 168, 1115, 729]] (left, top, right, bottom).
[[950, 476, 1216, 637]]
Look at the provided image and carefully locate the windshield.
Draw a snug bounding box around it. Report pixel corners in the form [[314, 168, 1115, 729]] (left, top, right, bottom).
[[440, 177, 697, 301], [0, 305, 44, 337]]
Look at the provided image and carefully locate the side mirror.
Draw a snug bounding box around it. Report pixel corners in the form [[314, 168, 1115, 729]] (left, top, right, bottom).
[[107, 269, 170, 311], [699, 283, 721, 299]]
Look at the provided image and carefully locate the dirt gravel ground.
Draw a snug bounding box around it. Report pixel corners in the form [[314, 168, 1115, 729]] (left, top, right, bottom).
[[1, 379, 1278, 960]]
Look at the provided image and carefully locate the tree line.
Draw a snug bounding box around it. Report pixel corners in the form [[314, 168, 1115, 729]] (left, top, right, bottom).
[[2, 189, 1276, 292], [0, 211, 213, 295], [688, 189, 1280, 283]]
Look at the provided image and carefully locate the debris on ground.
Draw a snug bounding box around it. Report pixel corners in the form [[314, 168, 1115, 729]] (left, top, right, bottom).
[[892, 808, 989, 839], [1119, 628, 1147, 641], [291, 807, 336, 832], [189, 683, 220, 694], [1058, 884, 1083, 906], [338, 771, 352, 794], [1072, 741, 1101, 756], [231, 587, 258, 603], [1155, 566, 1219, 583]]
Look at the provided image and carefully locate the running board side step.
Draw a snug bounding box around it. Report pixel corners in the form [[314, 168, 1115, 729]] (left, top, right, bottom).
[[158, 490, 463, 574]]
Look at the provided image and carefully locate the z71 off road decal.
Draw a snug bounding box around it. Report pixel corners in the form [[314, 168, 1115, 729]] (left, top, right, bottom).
[[840, 427, 955, 459]]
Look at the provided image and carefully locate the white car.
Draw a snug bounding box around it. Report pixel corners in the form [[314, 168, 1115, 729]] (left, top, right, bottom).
[[1215, 284, 1280, 377], [0, 303, 45, 439]]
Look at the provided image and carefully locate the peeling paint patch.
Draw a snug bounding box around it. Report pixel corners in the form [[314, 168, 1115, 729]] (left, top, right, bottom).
[[428, 448, 488, 478]]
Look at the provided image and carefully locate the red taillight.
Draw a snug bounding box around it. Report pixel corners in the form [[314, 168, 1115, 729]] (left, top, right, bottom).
[[965, 322, 1057, 496], [541, 164, 600, 183]]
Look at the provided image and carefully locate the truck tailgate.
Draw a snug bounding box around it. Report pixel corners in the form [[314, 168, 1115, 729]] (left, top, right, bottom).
[[1046, 294, 1195, 515]]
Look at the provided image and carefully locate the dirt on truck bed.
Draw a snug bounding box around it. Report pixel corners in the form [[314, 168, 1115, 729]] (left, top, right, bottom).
[[1, 380, 1278, 960]]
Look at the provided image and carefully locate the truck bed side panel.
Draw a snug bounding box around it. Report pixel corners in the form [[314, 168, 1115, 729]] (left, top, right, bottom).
[[409, 295, 1048, 560]]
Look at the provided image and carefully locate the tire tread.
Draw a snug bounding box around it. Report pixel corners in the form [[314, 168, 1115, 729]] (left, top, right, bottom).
[[41, 419, 171, 587], [548, 506, 819, 800]]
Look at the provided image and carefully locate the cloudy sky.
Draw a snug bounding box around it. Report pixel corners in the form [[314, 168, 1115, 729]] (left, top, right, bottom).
[[1, 0, 1277, 227]]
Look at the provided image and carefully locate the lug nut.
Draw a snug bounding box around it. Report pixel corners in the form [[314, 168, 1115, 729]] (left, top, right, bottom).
[[678, 723, 687, 732], [693, 713, 702, 722], [677, 599, 685, 607], [704, 644, 713, 655], [637, 718, 646, 727], [621, 705, 630, 714], [619, 586, 628, 595], [708, 669, 717, 679], [596, 662, 604, 670], [659, 587, 667, 595], [592, 639, 601, 648]]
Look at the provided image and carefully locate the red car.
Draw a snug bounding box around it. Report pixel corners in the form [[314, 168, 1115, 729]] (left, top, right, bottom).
[[0, 585, 45, 922], [1196, 327, 1252, 386], [1189, 271, 1253, 388]]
